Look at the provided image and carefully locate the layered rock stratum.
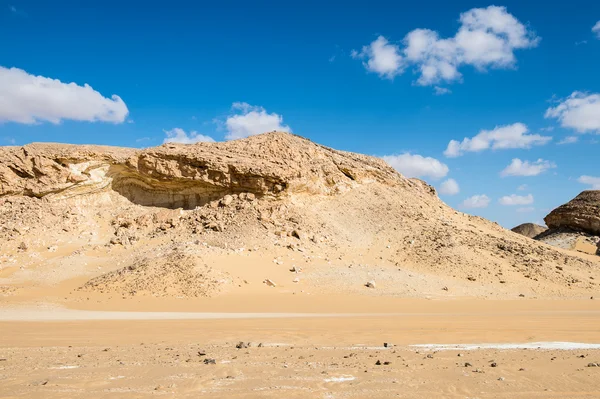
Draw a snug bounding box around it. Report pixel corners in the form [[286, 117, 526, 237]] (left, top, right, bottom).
[[1, 132, 599, 301]]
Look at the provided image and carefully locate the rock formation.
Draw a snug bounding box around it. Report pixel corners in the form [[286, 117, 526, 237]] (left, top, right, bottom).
[[1, 132, 599, 300], [511, 223, 547, 239], [545, 191, 600, 236]]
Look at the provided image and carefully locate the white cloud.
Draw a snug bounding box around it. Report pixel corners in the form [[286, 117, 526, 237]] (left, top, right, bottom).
[[517, 184, 528, 191], [516, 207, 535, 213], [545, 92, 600, 133], [444, 123, 551, 157], [0, 66, 128, 124], [352, 36, 404, 79], [163, 128, 215, 144], [461, 194, 490, 209], [438, 178, 460, 195], [354, 6, 539, 86], [500, 158, 556, 177], [557, 136, 578, 145], [578, 175, 600, 189], [593, 21, 600, 38], [382, 153, 449, 180], [434, 86, 452, 95], [224, 102, 291, 140], [499, 193, 534, 206]]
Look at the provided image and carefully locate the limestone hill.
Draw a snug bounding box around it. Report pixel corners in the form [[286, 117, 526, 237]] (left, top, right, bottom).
[[1, 132, 599, 303]]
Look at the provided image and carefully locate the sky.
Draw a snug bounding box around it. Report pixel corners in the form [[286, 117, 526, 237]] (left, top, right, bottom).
[[1, 0, 599, 228]]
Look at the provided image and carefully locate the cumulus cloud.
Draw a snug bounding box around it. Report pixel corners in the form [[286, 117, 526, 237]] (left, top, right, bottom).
[[500, 158, 556, 177], [557, 136, 578, 145], [444, 123, 551, 157], [461, 194, 490, 209], [354, 6, 539, 86], [578, 175, 600, 189], [163, 128, 215, 144], [0, 66, 128, 124], [352, 36, 404, 79], [224, 102, 291, 140], [438, 178, 460, 195], [499, 193, 534, 206], [382, 153, 449, 180], [545, 92, 600, 134], [593, 21, 600, 38]]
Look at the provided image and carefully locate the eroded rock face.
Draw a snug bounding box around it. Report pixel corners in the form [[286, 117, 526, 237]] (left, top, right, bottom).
[[0, 132, 411, 208], [544, 191, 600, 236]]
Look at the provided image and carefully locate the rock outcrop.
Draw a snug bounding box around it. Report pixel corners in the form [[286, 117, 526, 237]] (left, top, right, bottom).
[[545, 191, 600, 236], [0, 132, 414, 209], [511, 223, 547, 239]]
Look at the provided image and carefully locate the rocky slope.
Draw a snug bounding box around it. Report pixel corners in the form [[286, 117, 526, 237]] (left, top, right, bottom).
[[1, 132, 599, 302]]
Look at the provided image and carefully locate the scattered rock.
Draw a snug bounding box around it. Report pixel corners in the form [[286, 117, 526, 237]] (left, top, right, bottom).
[[464, 362, 472, 367], [588, 362, 599, 367], [203, 358, 216, 365], [236, 342, 250, 349], [490, 362, 497, 367], [263, 279, 276, 287], [365, 281, 376, 289]]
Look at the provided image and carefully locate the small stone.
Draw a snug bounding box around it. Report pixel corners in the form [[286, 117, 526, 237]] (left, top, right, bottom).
[[498, 377, 505, 381], [490, 362, 497, 367], [291, 230, 303, 240], [426, 354, 434, 359], [519, 294, 525, 297], [221, 195, 234, 207], [365, 281, 376, 289], [384, 343, 393, 348], [293, 278, 300, 283], [236, 342, 250, 349], [263, 279, 276, 287], [464, 362, 472, 367], [467, 276, 476, 281], [204, 358, 216, 365], [588, 362, 599, 367], [375, 360, 382, 366], [246, 193, 256, 201]]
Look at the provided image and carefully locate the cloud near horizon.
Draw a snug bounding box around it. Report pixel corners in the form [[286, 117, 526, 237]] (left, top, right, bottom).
[[224, 102, 291, 140], [438, 178, 460, 195], [163, 128, 215, 144], [353, 6, 539, 86], [499, 193, 534, 205], [578, 175, 600, 189], [382, 153, 449, 180], [461, 194, 490, 209], [444, 123, 551, 157], [0, 66, 128, 124]]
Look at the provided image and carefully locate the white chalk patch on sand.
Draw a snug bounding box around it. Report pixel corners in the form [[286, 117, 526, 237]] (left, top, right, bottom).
[[411, 342, 600, 351], [50, 365, 79, 369], [324, 375, 355, 383], [109, 376, 125, 380]]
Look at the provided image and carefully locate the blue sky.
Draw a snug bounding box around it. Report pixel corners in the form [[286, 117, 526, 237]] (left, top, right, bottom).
[[1, 0, 599, 228]]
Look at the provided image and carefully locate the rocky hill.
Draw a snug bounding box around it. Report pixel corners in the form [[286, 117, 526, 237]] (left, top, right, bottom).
[[511, 223, 547, 239], [1, 132, 599, 303]]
